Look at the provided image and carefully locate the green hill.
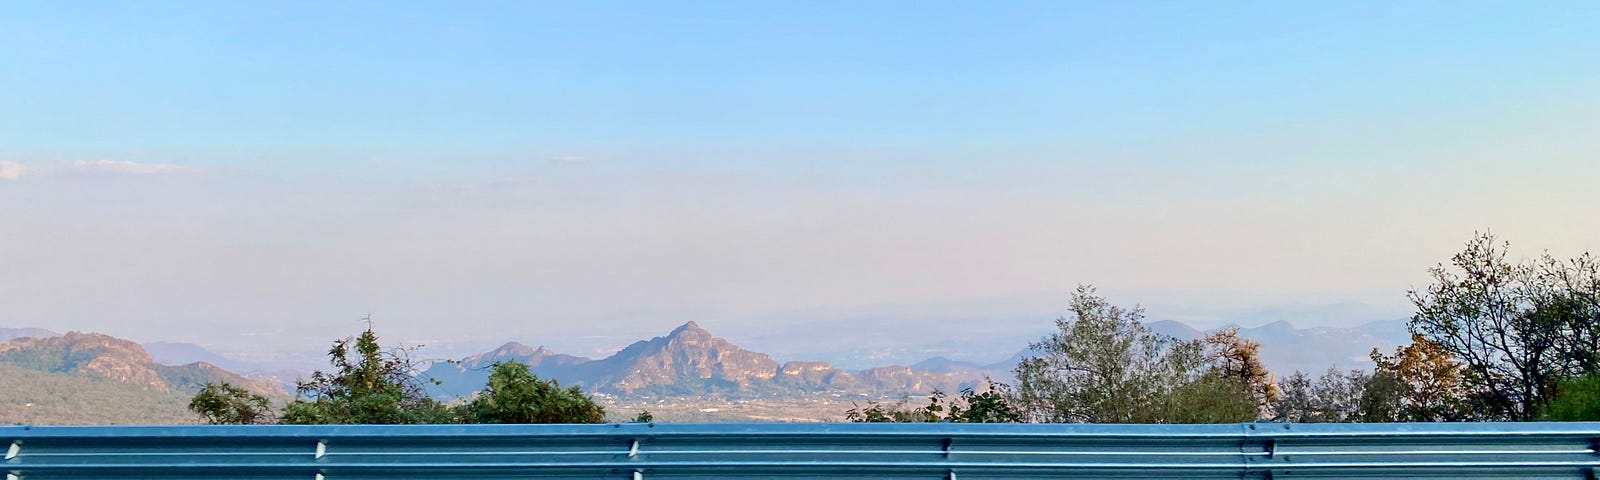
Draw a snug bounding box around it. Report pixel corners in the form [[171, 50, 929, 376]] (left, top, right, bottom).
[[0, 364, 198, 425], [0, 331, 287, 425]]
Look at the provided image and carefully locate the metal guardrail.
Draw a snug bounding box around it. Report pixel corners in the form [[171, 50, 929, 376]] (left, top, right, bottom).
[[3, 422, 1598, 479]]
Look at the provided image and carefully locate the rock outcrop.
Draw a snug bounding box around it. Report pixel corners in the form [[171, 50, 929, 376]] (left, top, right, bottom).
[[589, 321, 780, 394]]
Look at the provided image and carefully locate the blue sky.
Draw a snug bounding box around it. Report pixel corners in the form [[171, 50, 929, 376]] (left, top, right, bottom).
[[7, 2, 1597, 157], [2, 2, 1598, 360]]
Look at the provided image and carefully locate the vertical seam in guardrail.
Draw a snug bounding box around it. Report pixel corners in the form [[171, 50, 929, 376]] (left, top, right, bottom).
[[629, 434, 642, 480], [1587, 437, 1599, 480], [5, 439, 18, 480], [944, 437, 956, 480], [1242, 423, 1257, 478], [1242, 422, 1280, 479], [314, 438, 328, 480]]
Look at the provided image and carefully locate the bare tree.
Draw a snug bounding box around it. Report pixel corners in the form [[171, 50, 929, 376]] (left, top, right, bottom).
[[1408, 232, 1600, 420]]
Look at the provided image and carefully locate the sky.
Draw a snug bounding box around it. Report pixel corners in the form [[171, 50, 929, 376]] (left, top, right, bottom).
[[2, 1, 1598, 363]]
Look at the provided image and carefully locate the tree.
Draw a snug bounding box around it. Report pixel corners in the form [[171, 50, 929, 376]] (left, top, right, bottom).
[[457, 360, 605, 424], [1543, 372, 1600, 421], [1013, 285, 1257, 423], [189, 382, 273, 425], [1203, 327, 1279, 413], [1313, 368, 1370, 422], [1370, 335, 1473, 421], [1272, 371, 1317, 422], [1155, 373, 1258, 423], [941, 384, 1025, 423], [1273, 368, 1374, 423], [1355, 368, 1405, 422], [280, 327, 455, 424], [1529, 252, 1600, 375], [1407, 232, 1600, 420]]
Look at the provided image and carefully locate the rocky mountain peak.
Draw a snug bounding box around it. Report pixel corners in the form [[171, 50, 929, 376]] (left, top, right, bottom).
[[594, 321, 777, 394], [456, 341, 588, 371], [667, 321, 711, 340], [485, 341, 544, 358]]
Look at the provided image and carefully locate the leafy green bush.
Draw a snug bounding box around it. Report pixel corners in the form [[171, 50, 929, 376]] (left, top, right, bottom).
[[279, 328, 455, 425], [189, 382, 273, 424], [457, 361, 605, 424], [1543, 373, 1600, 421]]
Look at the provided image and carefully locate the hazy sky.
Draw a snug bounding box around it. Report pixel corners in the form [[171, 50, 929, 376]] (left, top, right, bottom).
[[2, 2, 1597, 359]]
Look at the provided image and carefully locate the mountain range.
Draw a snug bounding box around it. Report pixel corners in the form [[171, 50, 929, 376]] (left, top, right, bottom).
[[420, 318, 1411, 400], [900, 318, 1411, 383], [420, 321, 995, 399], [1146, 318, 1410, 375], [1, 327, 59, 342], [1, 315, 1413, 423]]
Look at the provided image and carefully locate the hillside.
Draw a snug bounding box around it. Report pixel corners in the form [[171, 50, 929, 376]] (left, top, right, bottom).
[[0, 332, 286, 397], [0, 364, 198, 424], [0, 331, 289, 425]]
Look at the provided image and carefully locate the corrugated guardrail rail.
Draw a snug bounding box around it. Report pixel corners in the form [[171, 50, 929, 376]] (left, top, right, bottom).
[[3, 422, 1599, 479]]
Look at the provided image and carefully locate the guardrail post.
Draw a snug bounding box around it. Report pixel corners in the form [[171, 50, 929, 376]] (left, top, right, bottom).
[[1241, 423, 1280, 479]]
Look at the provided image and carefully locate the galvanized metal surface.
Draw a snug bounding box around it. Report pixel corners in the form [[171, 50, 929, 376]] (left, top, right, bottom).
[[3, 422, 1598, 479]]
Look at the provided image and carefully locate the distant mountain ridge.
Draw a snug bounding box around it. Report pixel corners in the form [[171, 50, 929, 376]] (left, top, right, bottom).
[[875, 318, 1410, 385], [1, 327, 59, 342], [424, 341, 596, 398], [421, 321, 987, 399], [143, 341, 262, 374], [140, 341, 306, 393], [1148, 318, 1410, 375], [6, 316, 1412, 407]]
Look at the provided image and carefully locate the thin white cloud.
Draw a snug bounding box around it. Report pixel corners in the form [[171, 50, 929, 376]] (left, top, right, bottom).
[[72, 160, 188, 175], [546, 155, 590, 163], [0, 161, 26, 180]]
